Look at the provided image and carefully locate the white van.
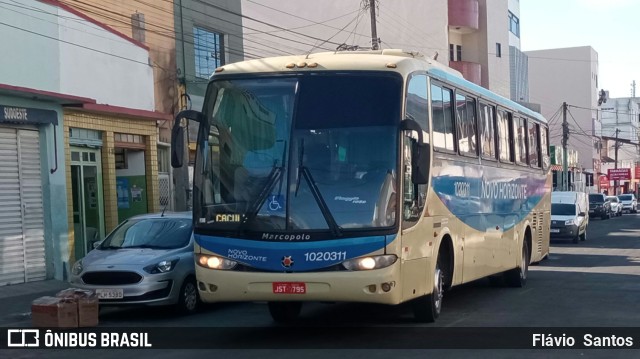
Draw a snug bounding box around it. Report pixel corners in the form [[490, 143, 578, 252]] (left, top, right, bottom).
[[550, 191, 589, 243]]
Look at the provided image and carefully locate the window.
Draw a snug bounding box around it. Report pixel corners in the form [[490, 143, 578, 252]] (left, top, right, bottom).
[[194, 26, 224, 79], [479, 102, 496, 159], [115, 148, 127, 169], [449, 44, 454, 61], [456, 45, 462, 61], [455, 93, 477, 155], [529, 122, 540, 167], [497, 109, 513, 162], [496, 43, 502, 58], [508, 11, 520, 37], [431, 84, 455, 151], [406, 74, 429, 131], [514, 117, 527, 165]]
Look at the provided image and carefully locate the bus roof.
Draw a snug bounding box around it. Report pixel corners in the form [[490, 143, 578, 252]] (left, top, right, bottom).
[[214, 49, 546, 124]]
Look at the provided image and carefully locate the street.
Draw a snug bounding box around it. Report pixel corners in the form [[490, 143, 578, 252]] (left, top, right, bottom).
[[2, 213, 640, 357]]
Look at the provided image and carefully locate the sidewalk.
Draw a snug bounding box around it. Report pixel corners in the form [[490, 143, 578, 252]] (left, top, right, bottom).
[[0, 280, 70, 327]]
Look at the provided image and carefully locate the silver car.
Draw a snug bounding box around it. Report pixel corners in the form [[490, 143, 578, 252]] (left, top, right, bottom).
[[618, 194, 638, 213], [606, 196, 623, 216], [69, 212, 199, 313]]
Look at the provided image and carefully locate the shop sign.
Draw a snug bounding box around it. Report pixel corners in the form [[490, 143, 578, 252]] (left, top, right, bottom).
[[0, 105, 58, 125]]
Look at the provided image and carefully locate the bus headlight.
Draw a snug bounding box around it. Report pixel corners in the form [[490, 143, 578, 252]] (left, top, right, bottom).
[[342, 255, 397, 271], [196, 254, 237, 270]]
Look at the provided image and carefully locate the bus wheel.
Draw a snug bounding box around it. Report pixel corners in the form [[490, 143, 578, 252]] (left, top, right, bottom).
[[505, 240, 529, 287], [268, 302, 302, 323], [412, 254, 444, 322]]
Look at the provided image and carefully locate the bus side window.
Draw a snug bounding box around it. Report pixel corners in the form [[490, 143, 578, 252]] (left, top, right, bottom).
[[431, 84, 456, 151], [514, 117, 527, 165], [479, 102, 496, 159], [497, 109, 513, 163], [529, 121, 540, 167]]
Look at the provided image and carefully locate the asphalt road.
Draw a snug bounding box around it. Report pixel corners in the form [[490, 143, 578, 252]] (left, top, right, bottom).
[[3, 212, 640, 358]]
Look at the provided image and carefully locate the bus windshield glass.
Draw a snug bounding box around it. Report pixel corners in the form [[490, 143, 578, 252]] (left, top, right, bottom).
[[195, 73, 402, 235]]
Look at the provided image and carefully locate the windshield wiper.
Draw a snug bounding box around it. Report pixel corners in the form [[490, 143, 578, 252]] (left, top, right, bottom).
[[239, 165, 283, 227], [295, 139, 342, 237]]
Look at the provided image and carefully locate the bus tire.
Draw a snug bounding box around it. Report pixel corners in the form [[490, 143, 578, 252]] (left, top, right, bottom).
[[268, 302, 302, 323], [412, 253, 444, 322], [504, 240, 529, 287]]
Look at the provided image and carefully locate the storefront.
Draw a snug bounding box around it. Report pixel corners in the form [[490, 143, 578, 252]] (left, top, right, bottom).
[[0, 96, 67, 285], [64, 105, 169, 263]]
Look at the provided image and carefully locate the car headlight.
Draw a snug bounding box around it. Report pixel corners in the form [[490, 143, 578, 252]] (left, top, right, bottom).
[[565, 219, 575, 226], [144, 259, 179, 274], [342, 255, 397, 271], [71, 260, 83, 275], [196, 254, 237, 270]]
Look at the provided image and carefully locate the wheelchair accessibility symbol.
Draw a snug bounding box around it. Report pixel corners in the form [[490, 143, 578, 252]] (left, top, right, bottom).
[[267, 195, 284, 212]]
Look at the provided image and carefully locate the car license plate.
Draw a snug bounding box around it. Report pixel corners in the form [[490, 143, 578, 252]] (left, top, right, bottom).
[[96, 288, 124, 299], [550, 228, 560, 233], [272, 282, 306, 294]]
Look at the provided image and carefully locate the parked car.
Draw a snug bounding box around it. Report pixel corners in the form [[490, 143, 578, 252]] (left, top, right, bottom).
[[551, 191, 588, 243], [588, 193, 611, 220], [69, 212, 199, 314], [617, 193, 638, 213], [606, 196, 623, 216]]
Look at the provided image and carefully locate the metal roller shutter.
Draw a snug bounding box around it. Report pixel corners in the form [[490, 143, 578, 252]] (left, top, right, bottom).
[[0, 127, 45, 285]]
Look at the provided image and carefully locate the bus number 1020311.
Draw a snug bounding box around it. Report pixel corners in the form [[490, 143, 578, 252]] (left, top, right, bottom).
[[304, 251, 347, 262]]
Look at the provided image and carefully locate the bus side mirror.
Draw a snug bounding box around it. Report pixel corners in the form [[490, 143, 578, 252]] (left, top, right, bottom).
[[400, 119, 429, 185], [171, 110, 204, 168], [412, 142, 430, 185]]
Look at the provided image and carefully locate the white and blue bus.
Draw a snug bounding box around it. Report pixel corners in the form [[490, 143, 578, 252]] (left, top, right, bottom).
[[171, 49, 551, 323]]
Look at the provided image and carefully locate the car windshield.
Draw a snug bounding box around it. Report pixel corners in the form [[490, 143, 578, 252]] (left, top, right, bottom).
[[552, 203, 576, 216], [100, 218, 192, 249], [618, 195, 632, 201], [589, 194, 604, 203], [607, 196, 619, 203]]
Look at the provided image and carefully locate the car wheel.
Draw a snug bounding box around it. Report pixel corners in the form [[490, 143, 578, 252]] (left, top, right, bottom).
[[268, 302, 302, 323], [176, 276, 200, 314], [505, 240, 529, 287], [412, 252, 444, 322]]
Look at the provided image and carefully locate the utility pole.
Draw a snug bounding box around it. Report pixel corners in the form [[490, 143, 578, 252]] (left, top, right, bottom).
[[632, 80, 637, 98], [562, 102, 569, 191], [368, 0, 379, 50], [614, 128, 620, 195]]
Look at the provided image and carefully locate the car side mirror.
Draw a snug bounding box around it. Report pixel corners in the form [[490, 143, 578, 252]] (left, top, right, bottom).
[[93, 241, 101, 249]]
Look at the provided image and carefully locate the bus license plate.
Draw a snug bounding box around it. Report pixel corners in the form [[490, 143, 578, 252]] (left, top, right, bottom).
[[273, 282, 306, 294], [96, 288, 124, 299]]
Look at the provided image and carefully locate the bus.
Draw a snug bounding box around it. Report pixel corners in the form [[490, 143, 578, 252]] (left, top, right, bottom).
[[171, 49, 551, 323]]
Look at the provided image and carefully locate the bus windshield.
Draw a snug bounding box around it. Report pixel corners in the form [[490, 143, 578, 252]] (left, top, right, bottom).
[[194, 73, 402, 236]]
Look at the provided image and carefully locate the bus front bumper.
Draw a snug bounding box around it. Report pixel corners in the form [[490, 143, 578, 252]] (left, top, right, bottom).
[[195, 263, 404, 305]]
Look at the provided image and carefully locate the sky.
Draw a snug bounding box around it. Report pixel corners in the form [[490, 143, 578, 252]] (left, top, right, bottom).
[[520, 0, 639, 99]]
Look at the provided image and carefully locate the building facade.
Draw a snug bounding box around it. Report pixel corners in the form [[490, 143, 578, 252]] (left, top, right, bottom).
[[240, 0, 517, 98], [527, 46, 600, 189], [599, 97, 640, 194], [0, 0, 162, 283]]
